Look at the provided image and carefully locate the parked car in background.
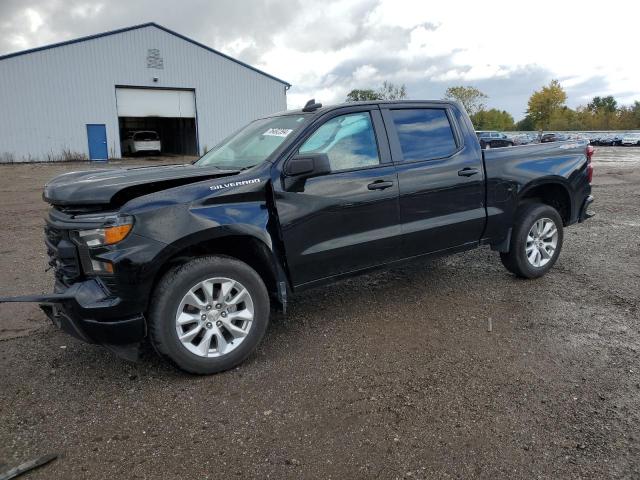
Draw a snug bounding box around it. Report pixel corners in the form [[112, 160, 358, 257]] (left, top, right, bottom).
[[540, 133, 567, 143], [597, 134, 616, 146], [621, 133, 640, 146], [567, 133, 590, 142], [122, 131, 161, 155], [588, 134, 601, 145], [476, 131, 514, 149], [612, 134, 624, 146], [511, 133, 534, 145]]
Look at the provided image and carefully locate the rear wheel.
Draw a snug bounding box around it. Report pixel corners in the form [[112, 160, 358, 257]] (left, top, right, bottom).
[[149, 256, 270, 374], [500, 203, 564, 278]]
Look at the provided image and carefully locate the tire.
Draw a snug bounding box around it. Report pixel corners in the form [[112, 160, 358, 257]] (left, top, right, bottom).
[[149, 256, 270, 374], [500, 203, 564, 279]]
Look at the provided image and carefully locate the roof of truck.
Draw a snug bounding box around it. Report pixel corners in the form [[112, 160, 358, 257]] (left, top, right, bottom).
[[281, 99, 458, 116]]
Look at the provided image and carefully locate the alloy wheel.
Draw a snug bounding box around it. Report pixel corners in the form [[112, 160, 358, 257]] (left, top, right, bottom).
[[525, 217, 558, 268], [175, 277, 254, 357]]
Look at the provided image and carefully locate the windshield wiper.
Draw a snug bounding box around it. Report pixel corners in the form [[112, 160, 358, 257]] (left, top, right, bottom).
[[198, 164, 241, 172], [239, 165, 258, 171]]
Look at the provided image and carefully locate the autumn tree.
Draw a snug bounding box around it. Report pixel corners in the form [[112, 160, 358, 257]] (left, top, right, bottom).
[[444, 86, 488, 116], [526, 80, 567, 130], [617, 102, 640, 130], [547, 106, 579, 131]]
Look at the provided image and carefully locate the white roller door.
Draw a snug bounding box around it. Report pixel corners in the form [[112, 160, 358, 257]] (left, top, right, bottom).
[[115, 88, 196, 118]]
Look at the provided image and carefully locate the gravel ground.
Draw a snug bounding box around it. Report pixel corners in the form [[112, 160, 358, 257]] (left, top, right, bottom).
[[0, 148, 639, 479]]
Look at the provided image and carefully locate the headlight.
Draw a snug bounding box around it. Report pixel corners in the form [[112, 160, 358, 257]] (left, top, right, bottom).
[[74, 215, 134, 247]]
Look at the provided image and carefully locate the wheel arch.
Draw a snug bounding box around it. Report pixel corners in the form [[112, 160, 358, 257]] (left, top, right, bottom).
[[148, 228, 289, 312], [518, 178, 573, 225]]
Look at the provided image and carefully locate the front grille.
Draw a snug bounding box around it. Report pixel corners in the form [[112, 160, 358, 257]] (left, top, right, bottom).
[[44, 224, 82, 286]]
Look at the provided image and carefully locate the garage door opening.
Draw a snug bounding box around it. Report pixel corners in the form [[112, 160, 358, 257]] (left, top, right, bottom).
[[116, 87, 198, 157], [118, 117, 197, 155]]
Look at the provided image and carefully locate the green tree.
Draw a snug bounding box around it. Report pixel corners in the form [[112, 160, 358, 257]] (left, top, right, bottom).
[[345, 89, 381, 102], [515, 114, 536, 131], [471, 109, 515, 131], [346, 82, 407, 102], [526, 79, 567, 130], [587, 95, 617, 113], [444, 86, 488, 116], [377, 81, 407, 100]]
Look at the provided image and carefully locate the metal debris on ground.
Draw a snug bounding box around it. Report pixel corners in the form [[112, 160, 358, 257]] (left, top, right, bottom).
[[0, 454, 58, 480]]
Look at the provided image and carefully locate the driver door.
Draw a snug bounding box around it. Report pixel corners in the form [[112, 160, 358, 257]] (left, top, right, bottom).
[[273, 107, 401, 287]]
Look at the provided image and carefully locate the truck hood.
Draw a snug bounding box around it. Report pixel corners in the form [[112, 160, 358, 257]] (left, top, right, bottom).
[[43, 163, 240, 208]]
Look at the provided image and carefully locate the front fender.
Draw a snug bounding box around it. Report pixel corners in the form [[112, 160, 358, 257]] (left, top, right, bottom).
[[135, 203, 290, 309], [136, 200, 277, 271]]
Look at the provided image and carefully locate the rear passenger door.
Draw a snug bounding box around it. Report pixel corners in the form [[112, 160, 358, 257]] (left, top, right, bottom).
[[381, 104, 486, 258]]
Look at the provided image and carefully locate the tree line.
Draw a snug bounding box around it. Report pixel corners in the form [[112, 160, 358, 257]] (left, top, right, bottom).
[[345, 81, 640, 131]]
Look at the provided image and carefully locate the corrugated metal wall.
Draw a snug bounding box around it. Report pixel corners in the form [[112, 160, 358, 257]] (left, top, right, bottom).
[[0, 25, 287, 162]]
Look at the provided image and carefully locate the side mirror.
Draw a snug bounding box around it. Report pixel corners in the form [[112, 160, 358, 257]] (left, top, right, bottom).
[[283, 153, 331, 191], [285, 153, 331, 177]]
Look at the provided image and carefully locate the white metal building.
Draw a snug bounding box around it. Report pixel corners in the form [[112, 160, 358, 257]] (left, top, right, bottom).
[[0, 23, 289, 162]]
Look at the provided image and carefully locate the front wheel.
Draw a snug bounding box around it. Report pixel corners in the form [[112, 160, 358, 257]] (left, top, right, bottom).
[[149, 256, 270, 374], [500, 203, 564, 278]]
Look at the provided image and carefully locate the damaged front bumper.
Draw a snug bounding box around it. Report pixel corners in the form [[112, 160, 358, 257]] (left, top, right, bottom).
[[0, 279, 146, 355]]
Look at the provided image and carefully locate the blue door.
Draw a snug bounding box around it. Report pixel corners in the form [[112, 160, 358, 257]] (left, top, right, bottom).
[[86, 124, 108, 160]]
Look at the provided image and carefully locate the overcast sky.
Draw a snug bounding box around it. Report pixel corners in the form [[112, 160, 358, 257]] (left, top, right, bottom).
[[0, 0, 636, 120]]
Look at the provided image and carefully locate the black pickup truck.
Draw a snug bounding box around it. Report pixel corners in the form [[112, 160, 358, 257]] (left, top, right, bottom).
[[0, 100, 595, 374]]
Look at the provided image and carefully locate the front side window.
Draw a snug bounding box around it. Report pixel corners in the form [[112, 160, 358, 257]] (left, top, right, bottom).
[[197, 114, 307, 169], [391, 109, 458, 161], [299, 112, 380, 172]]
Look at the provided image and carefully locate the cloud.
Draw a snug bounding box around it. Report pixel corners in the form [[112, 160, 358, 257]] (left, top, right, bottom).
[[0, 0, 637, 120]]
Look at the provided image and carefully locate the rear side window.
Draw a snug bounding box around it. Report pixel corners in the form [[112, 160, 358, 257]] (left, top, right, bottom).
[[390, 109, 458, 161]]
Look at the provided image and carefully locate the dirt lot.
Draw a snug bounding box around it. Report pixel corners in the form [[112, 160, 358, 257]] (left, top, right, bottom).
[[0, 149, 639, 479]]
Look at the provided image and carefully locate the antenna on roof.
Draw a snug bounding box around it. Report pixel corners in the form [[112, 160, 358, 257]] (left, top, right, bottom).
[[302, 99, 322, 112]]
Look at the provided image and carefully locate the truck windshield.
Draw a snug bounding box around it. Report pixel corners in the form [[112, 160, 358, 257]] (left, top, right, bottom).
[[196, 115, 307, 169]]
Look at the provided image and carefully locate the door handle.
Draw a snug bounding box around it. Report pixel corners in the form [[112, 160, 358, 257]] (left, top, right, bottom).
[[458, 167, 479, 177], [367, 180, 394, 190]]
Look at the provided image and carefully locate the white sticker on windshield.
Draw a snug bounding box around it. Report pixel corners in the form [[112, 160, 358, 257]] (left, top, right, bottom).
[[262, 128, 293, 137]]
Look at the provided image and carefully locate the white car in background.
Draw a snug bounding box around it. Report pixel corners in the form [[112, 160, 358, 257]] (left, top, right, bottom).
[[122, 131, 161, 155], [621, 133, 640, 146]]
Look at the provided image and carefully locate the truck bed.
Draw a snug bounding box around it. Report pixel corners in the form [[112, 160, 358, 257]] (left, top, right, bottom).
[[482, 139, 589, 164], [481, 140, 591, 245]]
